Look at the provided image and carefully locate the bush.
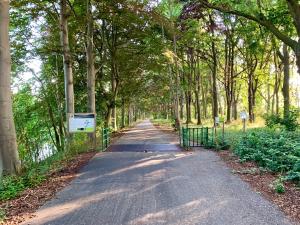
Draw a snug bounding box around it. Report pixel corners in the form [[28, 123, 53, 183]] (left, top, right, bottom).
[[264, 110, 299, 131], [282, 110, 299, 131], [0, 139, 91, 201], [233, 128, 300, 184], [265, 114, 282, 129], [273, 178, 285, 194]]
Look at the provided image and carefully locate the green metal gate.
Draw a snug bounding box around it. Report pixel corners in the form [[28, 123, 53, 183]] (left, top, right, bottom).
[[101, 127, 111, 151], [180, 127, 215, 148]]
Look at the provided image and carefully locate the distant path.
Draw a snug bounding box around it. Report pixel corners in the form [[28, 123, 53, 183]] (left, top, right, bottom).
[[108, 119, 181, 152], [23, 120, 293, 225]]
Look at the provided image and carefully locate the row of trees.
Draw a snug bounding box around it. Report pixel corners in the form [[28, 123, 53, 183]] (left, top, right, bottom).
[[154, 0, 299, 127], [0, 0, 171, 175], [1, 0, 299, 175]]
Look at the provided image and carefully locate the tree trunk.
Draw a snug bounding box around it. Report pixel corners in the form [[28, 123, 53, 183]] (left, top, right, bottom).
[[106, 105, 112, 127], [0, 0, 21, 175], [201, 76, 207, 118], [281, 44, 290, 119], [111, 75, 117, 131], [248, 74, 258, 123], [127, 103, 130, 126], [60, 0, 74, 133], [195, 91, 201, 125], [295, 47, 300, 75], [86, 0, 96, 143], [47, 102, 61, 151], [179, 94, 184, 119], [121, 99, 125, 128], [185, 91, 192, 124], [173, 31, 180, 129], [232, 100, 238, 120], [211, 41, 218, 123]]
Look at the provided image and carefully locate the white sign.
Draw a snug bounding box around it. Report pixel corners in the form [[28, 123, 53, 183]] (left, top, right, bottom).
[[215, 117, 219, 124], [69, 113, 96, 133], [240, 111, 248, 120]]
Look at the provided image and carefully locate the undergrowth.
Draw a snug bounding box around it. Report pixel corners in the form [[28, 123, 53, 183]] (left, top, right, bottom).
[[0, 134, 95, 202], [232, 128, 300, 185]]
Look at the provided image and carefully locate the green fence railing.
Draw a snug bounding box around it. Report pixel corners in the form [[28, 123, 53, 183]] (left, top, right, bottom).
[[102, 127, 111, 151], [180, 127, 215, 148]]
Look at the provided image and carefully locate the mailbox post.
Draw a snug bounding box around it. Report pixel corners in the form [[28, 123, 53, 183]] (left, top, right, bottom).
[[240, 111, 248, 132]]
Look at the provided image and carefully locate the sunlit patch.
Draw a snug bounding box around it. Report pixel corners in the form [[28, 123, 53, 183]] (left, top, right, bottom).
[[27, 189, 129, 224]]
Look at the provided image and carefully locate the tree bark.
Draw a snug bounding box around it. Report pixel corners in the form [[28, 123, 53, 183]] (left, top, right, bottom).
[[211, 40, 218, 123], [0, 0, 21, 175], [179, 94, 184, 119], [60, 0, 74, 133], [173, 31, 180, 129], [281, 44, 290, 118], [86, 0, 96, 143], [121, 99, 125, 128]]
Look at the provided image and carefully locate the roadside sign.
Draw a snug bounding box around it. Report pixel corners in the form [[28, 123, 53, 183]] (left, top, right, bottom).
[[215, 117, 219, 125], [68, 113, 96, 133], [240, 111, 248, 120]]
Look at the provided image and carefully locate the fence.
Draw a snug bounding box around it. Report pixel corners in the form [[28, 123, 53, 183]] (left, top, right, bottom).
[[101, 127, 111, 151], [180, 127, 215, 148]]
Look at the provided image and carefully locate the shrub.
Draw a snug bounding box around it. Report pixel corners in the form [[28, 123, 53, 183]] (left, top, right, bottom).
[[264, 110, 299, 131], [282, 110, 299, 131], [273, 178, 285, 194], [233, 128, 300, 184], [265, 114, 282, 129]]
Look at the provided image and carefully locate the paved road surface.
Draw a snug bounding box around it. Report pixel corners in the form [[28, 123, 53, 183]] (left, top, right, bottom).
[[23, 120, 293, 225], [108, 120, 181, 152]]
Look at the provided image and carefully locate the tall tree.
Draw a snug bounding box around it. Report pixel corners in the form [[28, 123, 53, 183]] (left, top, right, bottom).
[[86, 0, 96, 143], [278, 44, 290, 118], [197, 0, 300, 75], [0, 0, 21, 175], [60, 0, 75, 133]]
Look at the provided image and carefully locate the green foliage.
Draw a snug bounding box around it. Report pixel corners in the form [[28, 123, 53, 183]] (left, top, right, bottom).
[[264, 110, 299, 131], [233, 128, 300, 184], [273, 178, 285, 194], [151, 118, 173, 127], [0, 140, 90, 201], [282, 110, 300, 131], [0, 163, 50, 201], [0, 176, 25, 200], [0, 208, 5, 222], [265, 114, 283, 129], [285, 161, 300, 182]]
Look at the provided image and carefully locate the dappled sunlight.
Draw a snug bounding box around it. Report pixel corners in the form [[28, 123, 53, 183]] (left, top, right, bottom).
[[106, 153, 189, 176], [28, 188, 129, 224], [130, 175, 185, 197], [129, 199, 229, 225], [106, 158, 166, 176], [129, 199, 203, 224]]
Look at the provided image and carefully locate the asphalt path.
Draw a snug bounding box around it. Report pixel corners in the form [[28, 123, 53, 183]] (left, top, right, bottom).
[[23, 120, 293, 225]]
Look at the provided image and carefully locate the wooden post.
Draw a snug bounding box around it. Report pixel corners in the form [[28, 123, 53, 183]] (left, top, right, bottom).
[[243, 119, 246, 132], [222, 121, 225, 145]]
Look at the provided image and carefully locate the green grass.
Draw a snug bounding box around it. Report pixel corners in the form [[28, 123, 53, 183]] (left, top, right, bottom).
[[151, 118, 173, 127]]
